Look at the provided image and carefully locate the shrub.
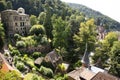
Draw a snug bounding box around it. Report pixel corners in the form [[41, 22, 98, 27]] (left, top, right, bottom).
[[16, 61, 25, 71], [9, 44, 16, 51], [32, 52, 41, 59], [16, 41, 26, 48], [41, 36, 48, 45], [39, 66, 53, 78], [30, 24, 45, 36], [24, 73, 45, 80], [0, 70, 5, 79], [54, 73, 68, 80], [14, 34, 21, 40], [73, 60, 82, 69], [11, 49, 20, 56], [23, 55, 35, 68], [4, 70, 22, 80]]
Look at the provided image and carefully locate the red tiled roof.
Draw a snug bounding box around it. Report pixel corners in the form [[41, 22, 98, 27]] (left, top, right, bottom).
[[1, 62, 14, 72], [0, 53, 14, 72]]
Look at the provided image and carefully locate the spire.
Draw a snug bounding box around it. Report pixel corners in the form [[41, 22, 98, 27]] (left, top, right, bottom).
[[81, 43, 90, 68]]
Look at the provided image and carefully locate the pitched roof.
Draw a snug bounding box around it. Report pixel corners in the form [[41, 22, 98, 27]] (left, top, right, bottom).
[[1, 61, 14, 72], [34, 57, 43, 65], [68, 68, 96, 80], [80, 68, 96, 80], [91, 72, 120, 80], [68, 68, 83, 80], [90, 66, 105, 73], [0, 53, 14, 72], [45, 50, 62, 63]]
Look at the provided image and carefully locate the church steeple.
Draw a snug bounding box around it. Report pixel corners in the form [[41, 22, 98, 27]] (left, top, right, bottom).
[[81, 43, 90, 68]]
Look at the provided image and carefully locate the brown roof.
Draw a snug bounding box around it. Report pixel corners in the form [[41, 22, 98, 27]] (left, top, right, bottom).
[[45, 50, 62, 63], [1, 61, 14, 72], [34, 57, 43, 65], [0, 53, 14, 72], [91, 72, 120, 80], [68, 68, 96, 80], [68, 69, 82, 80]]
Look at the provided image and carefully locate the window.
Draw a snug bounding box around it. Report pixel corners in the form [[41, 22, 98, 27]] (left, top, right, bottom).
[[10, 13, 12, 15], [16, 28, 18, 30], [15, 23, 18, 26], [20, 22, 24, 26], [20, 17, 22, 20], [14, 16, 18, 20], [23, 22, 24, 26], [20, 22, 22, 26]]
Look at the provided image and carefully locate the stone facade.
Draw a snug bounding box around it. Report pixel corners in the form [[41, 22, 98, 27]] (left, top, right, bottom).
[[19, 45, 51, 53], [97, 26, 106, 40], [1, 7, 31, 37]]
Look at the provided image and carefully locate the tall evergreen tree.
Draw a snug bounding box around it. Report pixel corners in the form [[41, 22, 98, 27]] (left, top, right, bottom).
[[43, 3, 53, 39], [52, 17, 70, 49], [73, 19, 97, 55]]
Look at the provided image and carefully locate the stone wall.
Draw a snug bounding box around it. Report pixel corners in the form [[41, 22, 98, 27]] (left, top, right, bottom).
[[19, 45, 51, 53]]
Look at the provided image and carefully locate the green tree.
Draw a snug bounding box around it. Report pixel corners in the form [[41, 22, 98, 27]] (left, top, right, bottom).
[[38, 12, 46, 25], [92, 32, 118, 68], [30, 15, 38, 26], [6, 1, 13, 9], [4, 70, 22, 80], [73, 19, 97, 55], [30, 24, 45, 36], [43, 4, 53, 39], [0, 0, 6, 12], [52, 17, 70, 49], [109, 41, 120, 77], [103, 32, 118, 47], [0, 22, 5, 50]]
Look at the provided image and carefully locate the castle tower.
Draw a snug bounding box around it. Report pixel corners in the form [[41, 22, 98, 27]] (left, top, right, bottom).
[[1, 7, 31, 37]]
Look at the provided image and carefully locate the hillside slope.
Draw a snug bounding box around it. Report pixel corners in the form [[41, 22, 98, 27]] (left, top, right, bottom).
[[67, 3, 120, 31]]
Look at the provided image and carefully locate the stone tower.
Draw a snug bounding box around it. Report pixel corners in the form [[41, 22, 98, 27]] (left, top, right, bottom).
[[1, 7, 31, 37]]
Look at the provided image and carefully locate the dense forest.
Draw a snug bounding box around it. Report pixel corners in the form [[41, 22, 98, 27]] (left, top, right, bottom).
[[68, 3, 120, 31], [0, 0, 120, 79]]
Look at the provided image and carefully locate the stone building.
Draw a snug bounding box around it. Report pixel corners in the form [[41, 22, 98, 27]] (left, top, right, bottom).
[[1, 7, 31, 37], [45, 50, 63, 67], [97, 26, 106, 40]]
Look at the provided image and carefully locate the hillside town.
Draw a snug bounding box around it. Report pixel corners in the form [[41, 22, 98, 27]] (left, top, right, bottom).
[[0, 0, 120, 80]]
